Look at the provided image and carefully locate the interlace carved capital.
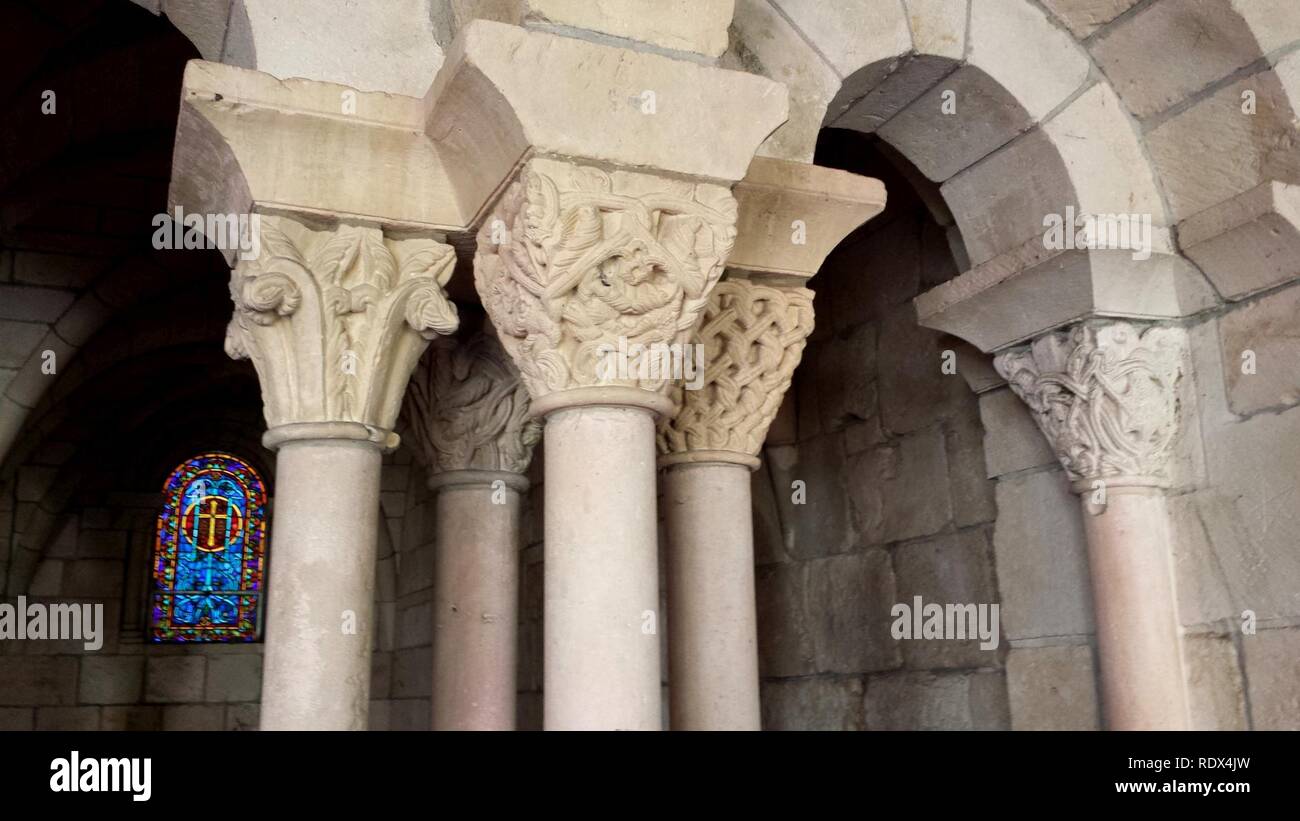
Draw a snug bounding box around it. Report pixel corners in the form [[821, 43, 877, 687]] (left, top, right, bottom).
[[403, 329, 542, 476], [658, 279, 814, 463], [473, 157, 738, 407], [225, 215, 459, 437], [993, 322, 1187, 488]]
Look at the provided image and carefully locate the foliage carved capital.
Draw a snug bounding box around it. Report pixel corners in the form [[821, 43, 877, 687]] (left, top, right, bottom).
[[994, 322, 1187, 487], [225, 215, 459, 435], [403, 329, 541, 476], [473, 158, 738, 405]]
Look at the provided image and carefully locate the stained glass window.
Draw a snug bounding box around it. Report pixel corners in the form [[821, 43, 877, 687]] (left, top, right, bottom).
[[151, 452, 267, 642]]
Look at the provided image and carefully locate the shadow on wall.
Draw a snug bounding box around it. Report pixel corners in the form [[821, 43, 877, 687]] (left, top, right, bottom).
[[748, 128, 1094, 731]]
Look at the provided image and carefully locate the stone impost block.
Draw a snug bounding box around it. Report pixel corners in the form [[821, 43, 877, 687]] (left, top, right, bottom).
[[727, 157, 885, 280], [428, 20, 787, 221], [170, 60, 465, 255], [174, 29, 781, 251], [915, 238, 1215, 353]]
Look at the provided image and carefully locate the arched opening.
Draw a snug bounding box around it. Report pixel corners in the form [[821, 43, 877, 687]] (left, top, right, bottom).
[[749, 128, 1049, 729]]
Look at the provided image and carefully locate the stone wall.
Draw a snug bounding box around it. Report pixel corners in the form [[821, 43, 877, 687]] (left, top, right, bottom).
[[749, 139, 998, 729], [0, 494, 262, 730], [730, 0, 1300, 731], [368, 446, 427, 730], [0, 448, 415, 732], [1167, 287, 1300, 731]]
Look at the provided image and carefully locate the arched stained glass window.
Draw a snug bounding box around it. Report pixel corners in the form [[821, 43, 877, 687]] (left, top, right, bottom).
[[151, 452, 268, 642]]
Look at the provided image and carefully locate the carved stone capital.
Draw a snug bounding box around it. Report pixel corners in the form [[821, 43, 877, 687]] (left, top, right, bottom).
[[993, 321, 1187, 489], [225, 215, 459, 445], [658, 279, 815, 467], [473, 157, 738, 413], [403, 328, 542, 476]]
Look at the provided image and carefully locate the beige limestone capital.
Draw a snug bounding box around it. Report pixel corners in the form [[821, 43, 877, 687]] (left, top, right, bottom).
[[403, 328, 542, 477], [657, 278, 814, 468], [993, 321, 1188, 491], [474, 157, 739, 417], [225, 214, 459, 446]]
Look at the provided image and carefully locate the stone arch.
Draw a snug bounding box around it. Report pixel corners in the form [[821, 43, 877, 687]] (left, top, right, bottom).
[[733, 0, 1221, 352], [0, 1, 209, 470], [8, 381, 267, 597], [0, 250, 225, 478], [131, 0, 447, 96], [3, 272, 265, 596]]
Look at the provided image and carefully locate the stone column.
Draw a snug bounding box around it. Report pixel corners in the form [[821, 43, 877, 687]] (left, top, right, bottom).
[[225, 215, 459, 730], [995, 321, 1190, 730], [475, 157, 739, 730], [404, 329, 541, 730], [658, 279, 815, 730]]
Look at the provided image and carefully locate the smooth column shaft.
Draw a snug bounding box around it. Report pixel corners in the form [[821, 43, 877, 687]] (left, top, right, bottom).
[[664, 462, 761, 730], [1081, 487, 1188, 730], [543, 405, 661, 730], [431, 479, 522, 730], [260, 439, 381, 730]]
